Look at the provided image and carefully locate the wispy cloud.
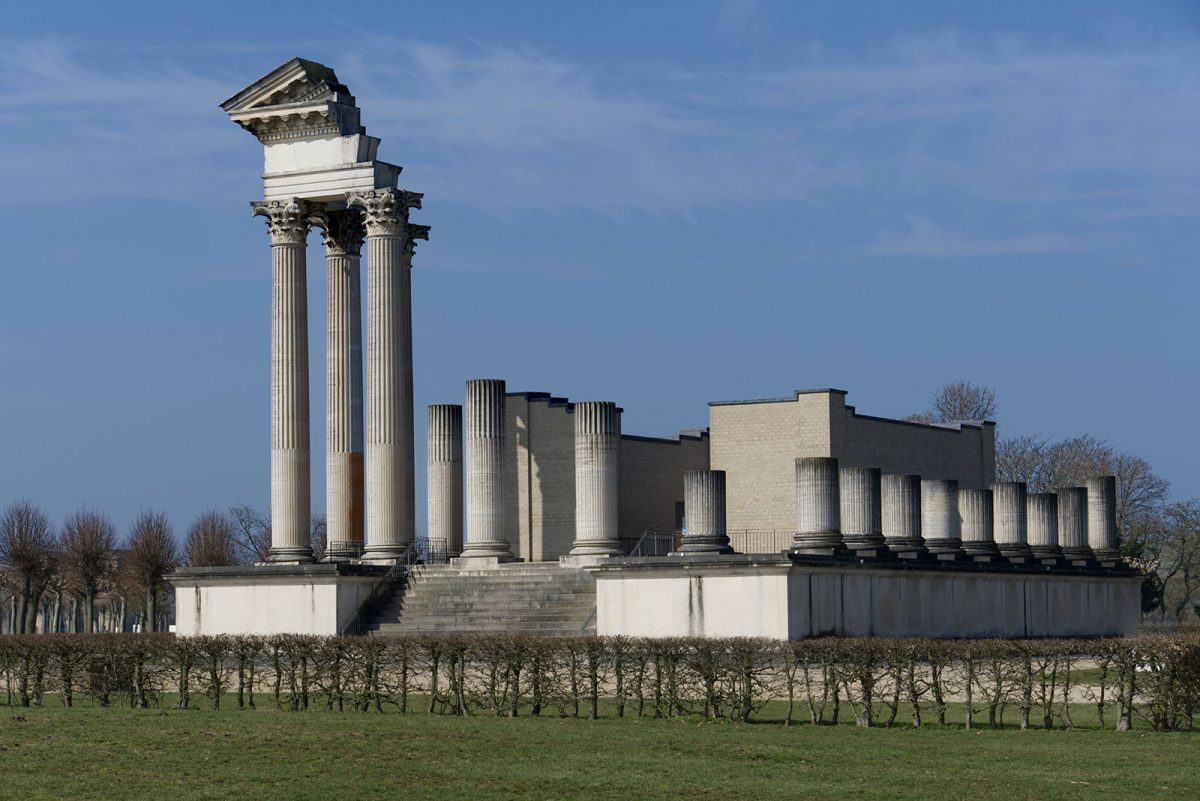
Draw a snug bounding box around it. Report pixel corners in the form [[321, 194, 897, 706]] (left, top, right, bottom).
[[0, 32, 1196, 250]]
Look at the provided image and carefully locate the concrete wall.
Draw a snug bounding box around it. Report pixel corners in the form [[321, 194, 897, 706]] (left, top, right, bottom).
[[506, 391, 710, 561], [710, 389, 996, 534], [619, 433, 710, 540], [507, 393, 576, 562], [592, 558, 1141, 640], [171, 566, 379, 636]]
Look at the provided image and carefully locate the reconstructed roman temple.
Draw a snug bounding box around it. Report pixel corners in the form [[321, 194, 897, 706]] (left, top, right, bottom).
[[171, 59, 1140, 639]]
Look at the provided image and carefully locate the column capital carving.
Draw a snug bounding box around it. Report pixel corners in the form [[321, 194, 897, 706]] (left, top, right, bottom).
[[347, 188, 423, 237], [312, 208, 366, 257], [251, 199, 319, 245]]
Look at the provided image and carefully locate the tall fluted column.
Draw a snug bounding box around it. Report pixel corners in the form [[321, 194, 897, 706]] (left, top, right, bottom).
[[1027, 492, 1063, 562], [349, 189, 427, 561], [1087, 476, 1120, 563], [792, 457, 844, 554], [839, 467, 885, 553], [317, 210, 366, 559], [252, 199, 314, 562], [921, 479, 963, 558], [1057, 486, 1092, 562], [461, 379, 514, 560], [960, 488, 1000, 560], [882, 474, 924, 555], [675, 470, 733, 555], [427, 405, 464, 557], [571, 402, 623, 557], [993, 482, 1032, 561]]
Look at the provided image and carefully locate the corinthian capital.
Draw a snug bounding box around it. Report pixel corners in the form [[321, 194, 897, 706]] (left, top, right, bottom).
[[347, 188, 424, 237], [311, 208, 366, 257], [251, 199, 318, 245]]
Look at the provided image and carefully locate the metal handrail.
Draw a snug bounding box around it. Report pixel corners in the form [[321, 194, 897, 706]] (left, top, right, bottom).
[[339, 541, 418, 637]]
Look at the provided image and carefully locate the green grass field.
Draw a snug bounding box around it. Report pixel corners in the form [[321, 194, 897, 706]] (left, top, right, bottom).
[[1, 700, 1195, 801]]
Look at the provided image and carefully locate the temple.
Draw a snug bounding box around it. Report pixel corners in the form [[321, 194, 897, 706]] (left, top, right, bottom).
[[170, 58, 1140, 640]]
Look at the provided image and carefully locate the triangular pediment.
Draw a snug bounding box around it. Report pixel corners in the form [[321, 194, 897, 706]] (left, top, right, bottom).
[[221, 58, 364, 143], [220, 58, 348, 112]]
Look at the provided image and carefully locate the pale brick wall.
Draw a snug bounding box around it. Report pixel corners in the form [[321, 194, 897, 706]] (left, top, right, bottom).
[[619, 433, 711, 541], [711, 389, 996, 534], [504, 391, 710, 561]]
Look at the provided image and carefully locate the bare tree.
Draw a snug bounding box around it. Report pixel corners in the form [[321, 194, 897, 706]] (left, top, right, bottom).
[[311, 515, 327, 562], [184, 510, 240, 567], [910, 381, 997, 424], [60, 509, 118, 633], [126, 510, 178, 633], [1139, 501, 1200, 622], [230, 504, 271, 563], [0, 501, 57, 633]]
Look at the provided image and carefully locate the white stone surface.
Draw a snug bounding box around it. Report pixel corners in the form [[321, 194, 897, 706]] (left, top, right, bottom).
[[993, 481, 1032, 558], [252, 199, 313, 562], [593, 560, 1141, 639], [1057, 486, 1091, 559], [793, 457, 842, 551], [920, 479, 962, 555], [881, 473, 922, 550], [839, 467, 884, 550], [321, 211, 365, 555], [352, 189, 421, 561], [959, 488, 1000, 557], [1027, 492, 1062, 558], [428, 404, 464, 555], [172, 570, 377, 636], [1087, 476, 1120, 559], [462, 379, 514, 560], [571, 402, 622, 556], [676, 470, 732, 554]]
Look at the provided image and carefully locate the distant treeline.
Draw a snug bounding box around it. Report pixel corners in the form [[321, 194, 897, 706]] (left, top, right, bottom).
[[2, 633, 1199, 731]]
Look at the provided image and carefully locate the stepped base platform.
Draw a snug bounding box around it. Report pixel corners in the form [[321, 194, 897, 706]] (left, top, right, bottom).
[[587, 554, 1142, 640], [365, 562, 596, 637]]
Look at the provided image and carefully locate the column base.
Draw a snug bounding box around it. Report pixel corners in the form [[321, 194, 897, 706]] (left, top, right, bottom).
[[459, 541, 515, 562], [360, 543, 412, 565], [569, 539, 624, 558], [671, 538, 735, 556], [266, 546, 315, 564]]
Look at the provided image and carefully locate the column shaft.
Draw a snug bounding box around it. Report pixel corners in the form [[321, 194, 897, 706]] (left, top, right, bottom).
[[571, 402, 622, 557], [1057, 486, 1092, 560], [462, 379, 513, 559], [882, 474, 923, 552], [254, 200, 313, 562], [349, 188, 425, 562], [792, 457, 843, 554], [427, 404, 464, 557], [960, 488, 1000, 558], [1086, 476, 1120, 560], [676, 470, 732, 555], [1027, 492, 1063, 560], [992, 481, 1032, 560], [839, 467, 885, 551], [322, 211, 365, 558], [921, 479, 963, 557]]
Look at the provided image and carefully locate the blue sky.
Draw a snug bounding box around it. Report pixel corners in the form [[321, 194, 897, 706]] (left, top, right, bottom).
[[1, 1, 1197, 535]]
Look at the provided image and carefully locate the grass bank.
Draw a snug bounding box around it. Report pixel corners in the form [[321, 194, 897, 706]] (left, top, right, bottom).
[[1, 702, 1195, 801]]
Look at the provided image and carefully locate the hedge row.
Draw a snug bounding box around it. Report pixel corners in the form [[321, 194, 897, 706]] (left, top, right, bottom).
[[2, 634, 1198, 731]]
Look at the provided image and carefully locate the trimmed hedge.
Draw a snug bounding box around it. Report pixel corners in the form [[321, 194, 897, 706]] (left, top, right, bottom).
[[1, 633, 1198, 730]]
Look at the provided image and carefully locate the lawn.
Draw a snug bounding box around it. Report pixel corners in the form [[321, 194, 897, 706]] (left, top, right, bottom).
[[0, 700, 1195, 801]]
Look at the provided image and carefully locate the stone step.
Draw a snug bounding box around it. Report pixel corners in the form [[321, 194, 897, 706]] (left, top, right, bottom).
[[361, 562, 597, 636]]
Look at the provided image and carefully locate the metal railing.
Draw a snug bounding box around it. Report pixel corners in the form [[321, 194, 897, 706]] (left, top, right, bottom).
[[727, 530, 793, 555], [338, 537, 450, 636], [620, 530, 678, 558]]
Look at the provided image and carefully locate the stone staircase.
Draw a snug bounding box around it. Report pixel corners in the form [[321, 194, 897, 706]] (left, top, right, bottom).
[[364, 562, 598, 636]]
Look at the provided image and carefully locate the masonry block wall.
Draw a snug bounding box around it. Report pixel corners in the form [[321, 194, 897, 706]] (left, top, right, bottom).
[[710, 389, 996, 534], [505, 392, 711, 561], [619, 432, 711, 541]]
